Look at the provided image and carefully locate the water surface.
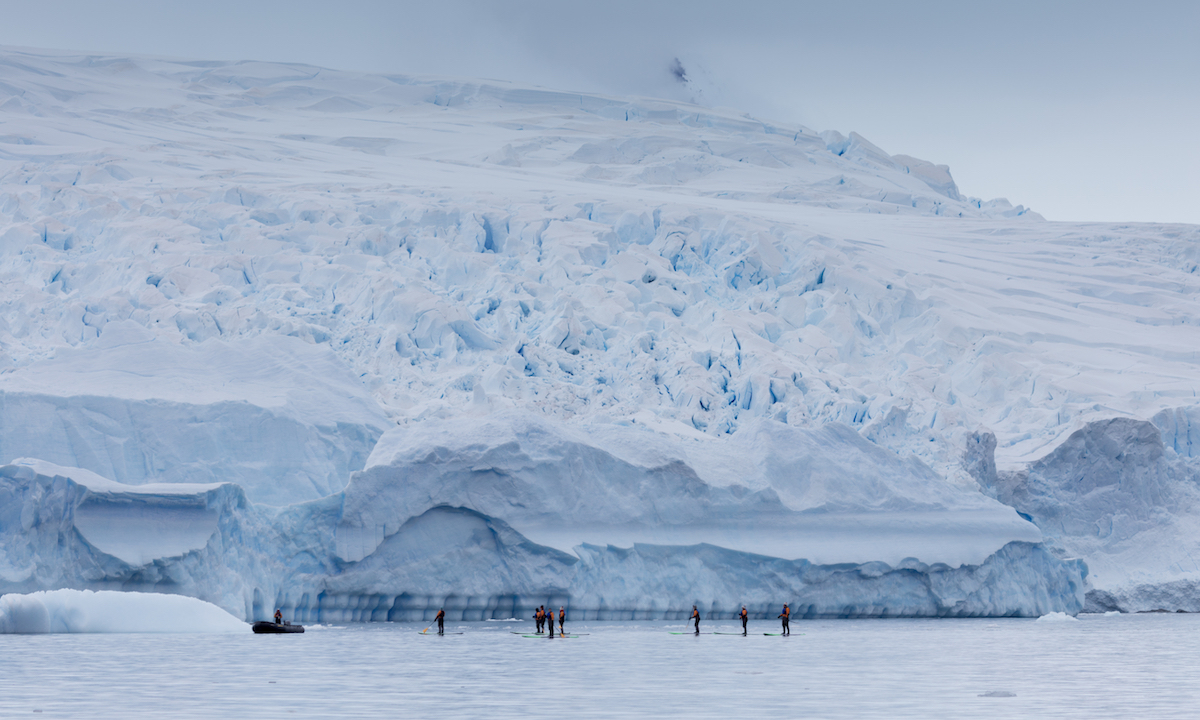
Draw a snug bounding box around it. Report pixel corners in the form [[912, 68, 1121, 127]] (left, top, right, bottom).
[[2, 614, 1196, 718]]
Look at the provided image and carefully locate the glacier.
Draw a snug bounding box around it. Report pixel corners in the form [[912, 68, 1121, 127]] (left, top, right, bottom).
[[1, 46, 1197, 620]]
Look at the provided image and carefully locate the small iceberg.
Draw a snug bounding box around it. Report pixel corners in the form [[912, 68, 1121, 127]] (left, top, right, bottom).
[[1035, 611, 1079, 623], [0, 589, 247, 634]]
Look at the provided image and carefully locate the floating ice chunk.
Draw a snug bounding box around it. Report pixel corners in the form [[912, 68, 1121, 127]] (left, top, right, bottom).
[[1032, 609, 1080, 619], [0, 589, 247, 633]]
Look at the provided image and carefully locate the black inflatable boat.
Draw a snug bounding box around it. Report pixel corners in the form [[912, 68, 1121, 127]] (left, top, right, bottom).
[[252, 621, 305, 634]]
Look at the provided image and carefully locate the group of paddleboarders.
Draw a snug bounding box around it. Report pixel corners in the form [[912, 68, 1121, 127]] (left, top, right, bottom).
[[533, 605, 566, 636], [421, 603, 790, 637], [691, 604, 790, 635]]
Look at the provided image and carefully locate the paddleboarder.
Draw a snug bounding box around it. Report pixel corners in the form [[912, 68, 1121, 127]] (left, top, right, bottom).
[[778, 604, 790, 636], [435, 608, 445, 635], [558, 606, 565, 635], [691, 605, 701, 635], [548, 609, 555, 638], [739, 605, 748, 636]]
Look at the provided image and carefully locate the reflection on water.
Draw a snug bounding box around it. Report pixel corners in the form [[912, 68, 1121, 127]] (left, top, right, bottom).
[[2, 614, 1198, 719]]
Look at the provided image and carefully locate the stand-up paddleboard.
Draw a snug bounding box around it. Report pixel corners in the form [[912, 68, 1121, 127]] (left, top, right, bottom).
[[521, 634, 582, 638], [419, 631, 464, 635], [713, 632, 747, 635], [762, 632, 803, 636], [668, 631, 712, 635], [252, 621, 304, 634]]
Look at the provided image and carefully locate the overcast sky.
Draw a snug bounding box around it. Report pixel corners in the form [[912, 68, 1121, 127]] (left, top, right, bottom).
[[1, 0, 1196, 224]]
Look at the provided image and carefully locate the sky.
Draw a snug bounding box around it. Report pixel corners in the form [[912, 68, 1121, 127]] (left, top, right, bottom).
[[0, 0, 1196, 224]]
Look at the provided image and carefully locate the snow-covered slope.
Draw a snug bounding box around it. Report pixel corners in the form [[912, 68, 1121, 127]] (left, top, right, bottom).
[[0, 46, 1197, 616]]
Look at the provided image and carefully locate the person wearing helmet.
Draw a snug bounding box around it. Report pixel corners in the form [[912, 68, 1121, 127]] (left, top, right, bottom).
[[435, 608, 445, 635], [778, 604, 790, 636], [691, 605, 701, 635], [738, 605, 748, 636]]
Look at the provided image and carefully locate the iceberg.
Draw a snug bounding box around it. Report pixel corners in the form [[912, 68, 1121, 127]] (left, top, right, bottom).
[[1035, 612, 1078, 623], [0, 436, 1085, 622], [341, 412, 1041, 567], [0, 589, 246, 633]]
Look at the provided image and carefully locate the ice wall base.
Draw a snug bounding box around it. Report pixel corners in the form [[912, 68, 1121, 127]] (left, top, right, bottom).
[[282, 540, 1083, 623]]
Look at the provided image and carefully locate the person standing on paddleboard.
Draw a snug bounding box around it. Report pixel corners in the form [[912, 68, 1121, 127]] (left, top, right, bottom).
[[436, 608, 445, 635], [778, 604, 790, 636], [739, 606, 748, 636], [534, 606, 542, 633], [558, 606, 565, 636], [691, 605, 701, 635]]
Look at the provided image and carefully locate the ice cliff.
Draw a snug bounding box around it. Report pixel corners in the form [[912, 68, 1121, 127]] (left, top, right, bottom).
[[1, 46, 1196, 618], [972, 414, 1200, 613], [0, 457, 1082, 620]]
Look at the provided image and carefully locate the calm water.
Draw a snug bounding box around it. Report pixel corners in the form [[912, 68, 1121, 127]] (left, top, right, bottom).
[[2, 614, 1197, 719]]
